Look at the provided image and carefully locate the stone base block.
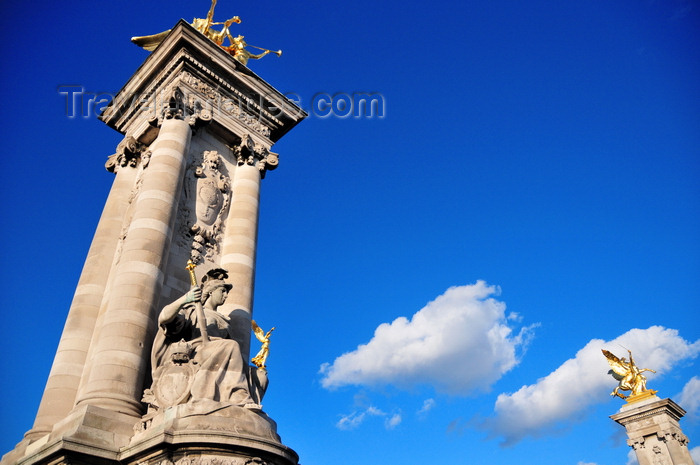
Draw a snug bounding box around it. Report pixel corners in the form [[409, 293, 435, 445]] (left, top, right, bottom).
[[3, 404, 297, 465], [125, 403, 297, 465], [6, 405, 139, 465]]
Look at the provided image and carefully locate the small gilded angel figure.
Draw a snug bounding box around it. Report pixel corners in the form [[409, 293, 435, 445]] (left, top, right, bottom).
[[251, 320, 275, 369], [602, 348, 656, 399]]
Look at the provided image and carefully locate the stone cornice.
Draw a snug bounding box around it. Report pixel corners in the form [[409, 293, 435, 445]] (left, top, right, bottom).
[[99, 20, 306, 145], [610, 397, 687, 425]]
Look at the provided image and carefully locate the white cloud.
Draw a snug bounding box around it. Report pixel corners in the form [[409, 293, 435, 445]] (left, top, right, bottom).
[[418, 398, 436, 415], [385, 413, 402, 429], [336, 411, 365, 430], [691, 446, 700, 464], [577, 462, 598, 465], [627, 449, 638, 465], [481, 326, 699, 446], [678, 376, 700, 418], [336, 406, 401, 431], [320, 281, 536, 394], [336, 406, 385, 430]]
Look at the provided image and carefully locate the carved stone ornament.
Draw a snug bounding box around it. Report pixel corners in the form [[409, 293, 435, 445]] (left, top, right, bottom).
[[173, 150, 231, 264], [105, 135, 151, 173], [164, 86, 186, 121], [134, 457, 271, 465], [245, 459, 271, 465], [657, 429, 689, 446], [147, 83, 214, 130], [180, 71, 272, 137], [142, 340, 195, 410], [231, 134, 278, 178], [628, 437, 646, 450], [651, 445, 671, 465]]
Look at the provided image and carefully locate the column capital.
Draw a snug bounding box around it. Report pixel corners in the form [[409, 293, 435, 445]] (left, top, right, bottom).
[[656, 429, 690, 446], [105, 135, 151, 173], [145, 85, 215, 130], [231, 134, 278, 178]]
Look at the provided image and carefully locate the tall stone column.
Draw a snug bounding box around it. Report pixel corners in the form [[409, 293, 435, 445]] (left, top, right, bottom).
[[611, 396, 696, 465], [220, 138, 278, 358], [221, 162, 261, 314], [3, 19, 306, 465], [74, 116, 191, 416], [25, 138, 144, 441]]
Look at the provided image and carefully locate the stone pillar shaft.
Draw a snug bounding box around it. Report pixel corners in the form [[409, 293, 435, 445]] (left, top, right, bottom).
[[26, 163, 138, 441], [75, 118, 191, 416], [220, 162, 262, 357]]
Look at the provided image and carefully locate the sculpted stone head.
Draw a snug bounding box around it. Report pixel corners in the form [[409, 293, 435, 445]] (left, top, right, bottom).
[[200, 268, 233, 306]]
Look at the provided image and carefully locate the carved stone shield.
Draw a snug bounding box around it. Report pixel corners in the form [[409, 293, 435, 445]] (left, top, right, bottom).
[[154, 363, 195, 408]]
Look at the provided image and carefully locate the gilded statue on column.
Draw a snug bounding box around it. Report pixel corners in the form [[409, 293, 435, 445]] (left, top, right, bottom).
[[602, 349, 657, 400], [131, 0, 281, 65], [251, 321, 275, 369]]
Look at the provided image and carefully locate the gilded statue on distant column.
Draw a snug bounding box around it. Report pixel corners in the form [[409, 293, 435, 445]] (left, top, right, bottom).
[[602, 349, 657, 401], [131, 0, 281, 65], [251, 320, 275, 369]]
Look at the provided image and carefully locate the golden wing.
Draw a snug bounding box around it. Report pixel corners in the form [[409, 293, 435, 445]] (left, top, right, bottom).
[[131, 29, 172, 51], [251, 319, 265, 341], [602, 349, 629, 379]]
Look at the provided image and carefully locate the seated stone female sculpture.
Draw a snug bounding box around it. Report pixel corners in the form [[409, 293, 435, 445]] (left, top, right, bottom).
[[147, 268, 256, 411]]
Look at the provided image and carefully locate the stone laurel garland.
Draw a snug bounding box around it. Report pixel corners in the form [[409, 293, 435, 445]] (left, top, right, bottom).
[[136, 456, 271, 465]]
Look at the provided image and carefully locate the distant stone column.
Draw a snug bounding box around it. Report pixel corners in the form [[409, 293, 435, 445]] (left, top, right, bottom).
[[25, 138, 144, 441], [611, 396, 696, 465], [74, 117, 191, 416], [220, 137, 277, 357]]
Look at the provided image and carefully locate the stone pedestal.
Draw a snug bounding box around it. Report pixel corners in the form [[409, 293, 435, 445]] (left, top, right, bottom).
[[2, 19, 305, 465], [611, 396, 696, 465]]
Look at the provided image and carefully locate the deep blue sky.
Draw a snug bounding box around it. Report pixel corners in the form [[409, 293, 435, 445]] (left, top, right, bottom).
[[0, 1, 698, 465]]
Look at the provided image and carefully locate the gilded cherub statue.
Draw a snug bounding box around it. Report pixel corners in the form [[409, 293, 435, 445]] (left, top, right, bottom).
[[223, 35, 282, 66], [131, 0, 280, 66], [251, 320, 275, 369], [602, 348, 657, 400]]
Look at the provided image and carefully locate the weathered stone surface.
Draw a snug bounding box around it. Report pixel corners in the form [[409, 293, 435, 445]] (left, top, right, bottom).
[[611, 396, 696, 465], [3, 18, 305, 465]]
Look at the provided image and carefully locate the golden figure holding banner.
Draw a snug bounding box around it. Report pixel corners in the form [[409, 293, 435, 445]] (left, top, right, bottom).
[[602, 348, 657, 401], [251, 320, 275, 369], [131, 0, 280, 66]]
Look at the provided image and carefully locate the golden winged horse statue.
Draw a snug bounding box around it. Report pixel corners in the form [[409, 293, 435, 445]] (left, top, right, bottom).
[[602, 349, 656, 399], [131, 0, 281, 65]]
